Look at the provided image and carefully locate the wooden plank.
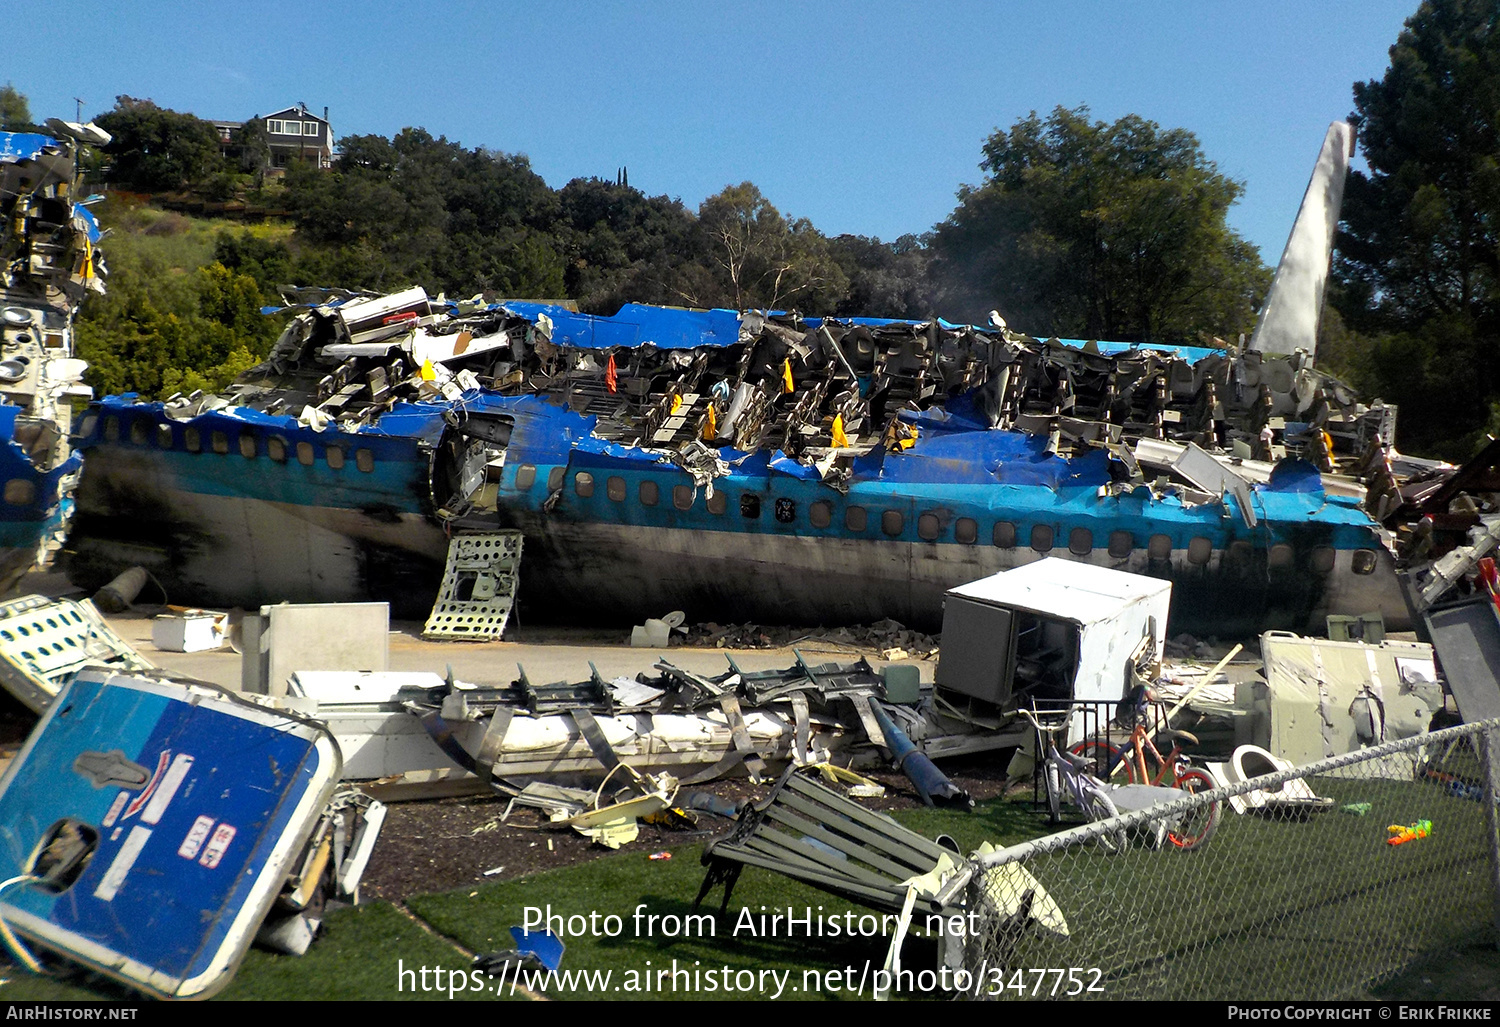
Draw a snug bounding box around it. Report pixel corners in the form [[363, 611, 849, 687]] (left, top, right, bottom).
[[762, 802, 932, 880], [783, 774, 947, 860]]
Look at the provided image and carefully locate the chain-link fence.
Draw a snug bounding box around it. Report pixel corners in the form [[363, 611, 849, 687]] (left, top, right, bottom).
[[961, 719, 1500, 1000]]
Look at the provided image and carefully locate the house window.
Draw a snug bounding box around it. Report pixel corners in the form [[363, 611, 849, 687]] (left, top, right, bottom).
[[267, 120, 285, 135], [303, 121, 319, 136]]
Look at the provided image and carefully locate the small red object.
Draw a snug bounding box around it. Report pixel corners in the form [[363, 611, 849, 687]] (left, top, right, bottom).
[[648, 851, 671, 861]]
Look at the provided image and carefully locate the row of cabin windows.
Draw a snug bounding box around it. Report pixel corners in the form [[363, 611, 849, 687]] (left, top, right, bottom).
[[99, 415, 375, 472], [512, 464, 1381, 576]]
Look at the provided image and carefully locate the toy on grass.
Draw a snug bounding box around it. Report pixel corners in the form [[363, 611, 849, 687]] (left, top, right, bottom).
[[1386, 820, 1433, 846]]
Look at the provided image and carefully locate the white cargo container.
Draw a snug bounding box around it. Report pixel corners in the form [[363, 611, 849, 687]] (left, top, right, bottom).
[[935, 558, 1172, 709]]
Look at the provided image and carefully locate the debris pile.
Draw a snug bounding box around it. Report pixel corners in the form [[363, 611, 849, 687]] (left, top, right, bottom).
[[680, 618, 940, 659]]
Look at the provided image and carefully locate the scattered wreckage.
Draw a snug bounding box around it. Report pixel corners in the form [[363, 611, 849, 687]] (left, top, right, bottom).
[[0, 124, 107, 592]]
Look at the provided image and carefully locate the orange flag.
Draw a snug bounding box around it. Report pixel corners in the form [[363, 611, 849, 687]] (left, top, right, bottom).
[[831, 413, 849, 447], [605, 353, 618, 393]]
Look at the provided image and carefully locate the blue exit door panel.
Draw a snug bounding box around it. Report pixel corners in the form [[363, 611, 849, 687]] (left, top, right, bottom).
[[0, 668, 341, 998]]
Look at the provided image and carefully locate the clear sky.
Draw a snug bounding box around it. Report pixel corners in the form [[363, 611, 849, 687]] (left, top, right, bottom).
[[12, 0, 1419, 265]]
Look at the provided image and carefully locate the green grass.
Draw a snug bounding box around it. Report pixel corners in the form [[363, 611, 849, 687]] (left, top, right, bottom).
[[0, 780, 1493, 1002]]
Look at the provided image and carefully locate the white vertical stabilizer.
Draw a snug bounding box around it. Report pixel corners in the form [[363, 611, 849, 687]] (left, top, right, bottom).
[[1249, 122, 1355, 361]]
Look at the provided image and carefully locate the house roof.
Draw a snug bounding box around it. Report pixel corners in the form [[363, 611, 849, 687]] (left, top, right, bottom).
[[263, 106, 328, 126]]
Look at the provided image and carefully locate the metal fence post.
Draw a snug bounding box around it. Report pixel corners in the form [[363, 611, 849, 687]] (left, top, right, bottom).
[[1482, 724, 1500, 952]]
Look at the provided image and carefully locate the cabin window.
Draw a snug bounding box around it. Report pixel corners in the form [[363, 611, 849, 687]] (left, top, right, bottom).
[[1188, 537, 1213, 565], [1310, 547, 1336, 574], [1228, 540, 1254, 566], [574, 472, 594, 498], [103, 416, 120, 443], [955, 518, 978, 545], [774, 497, 795, 523], [740, 494, 760, 519], [606, 475, 625, 502], [639, 480, 659, 507], [515, 465, 537, 489], [547, 467, 565, 492], [918, 512, 941, 541], [129, 420, 149, 446], [1147, 534, 1172, 560], [77, 414, 97, 439], [706, 490, 726, 515], [1030, 525, 1053, 553], [211, 431, 229, 455], [810, 501, 832, 529], [3, 479, 34, 506], [156, 424, 174, 449], [673, 485, 694, 510], [846, 506, 867, 532], [326, 446, 345, 470], [184, 428, 202, 454], [239, 434, 257, 459], [267, 436, 287, 462], [296, 441, 314, 466], [881, 510, 904, 537], [1108, 530, 1133, 559], [1269, 543, 1294, 569], [993, 521, 1016, 549], [1352, 549, 1379, 575], [1069, 527, 1093, 556]]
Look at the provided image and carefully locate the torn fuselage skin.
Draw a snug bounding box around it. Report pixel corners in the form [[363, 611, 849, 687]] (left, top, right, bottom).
[[65, 293, 1407, 634]]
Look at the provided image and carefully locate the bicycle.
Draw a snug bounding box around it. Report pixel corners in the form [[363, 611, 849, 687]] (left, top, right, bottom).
[[1068, 685, 1220, 851], [1016, 707, 1127, 854]]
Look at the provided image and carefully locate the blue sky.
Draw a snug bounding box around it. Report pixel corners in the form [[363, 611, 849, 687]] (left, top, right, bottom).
[[13, 1, 1418, 264]]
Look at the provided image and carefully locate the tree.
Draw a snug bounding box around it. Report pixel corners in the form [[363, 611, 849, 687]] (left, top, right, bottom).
[[1331, 0, 1500, 457], [0, 84, 32, 132], [689, 182, 848, 311], [95, 96, 225, 191], [930, 106, 1268, 343]]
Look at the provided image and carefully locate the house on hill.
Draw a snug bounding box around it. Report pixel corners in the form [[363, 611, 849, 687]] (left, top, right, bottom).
[[212, 103, 333, 170]]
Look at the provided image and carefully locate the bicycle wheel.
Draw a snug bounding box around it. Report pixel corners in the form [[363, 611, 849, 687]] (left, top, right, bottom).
[[1080, 788, 1128, 854], [1068, 739, 1135, 783], [1166, 768, 1221, 851]]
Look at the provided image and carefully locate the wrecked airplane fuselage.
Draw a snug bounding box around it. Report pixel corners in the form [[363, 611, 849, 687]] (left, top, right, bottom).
[[0, 128, 106, 593], [64, 295, 1405, 635]]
